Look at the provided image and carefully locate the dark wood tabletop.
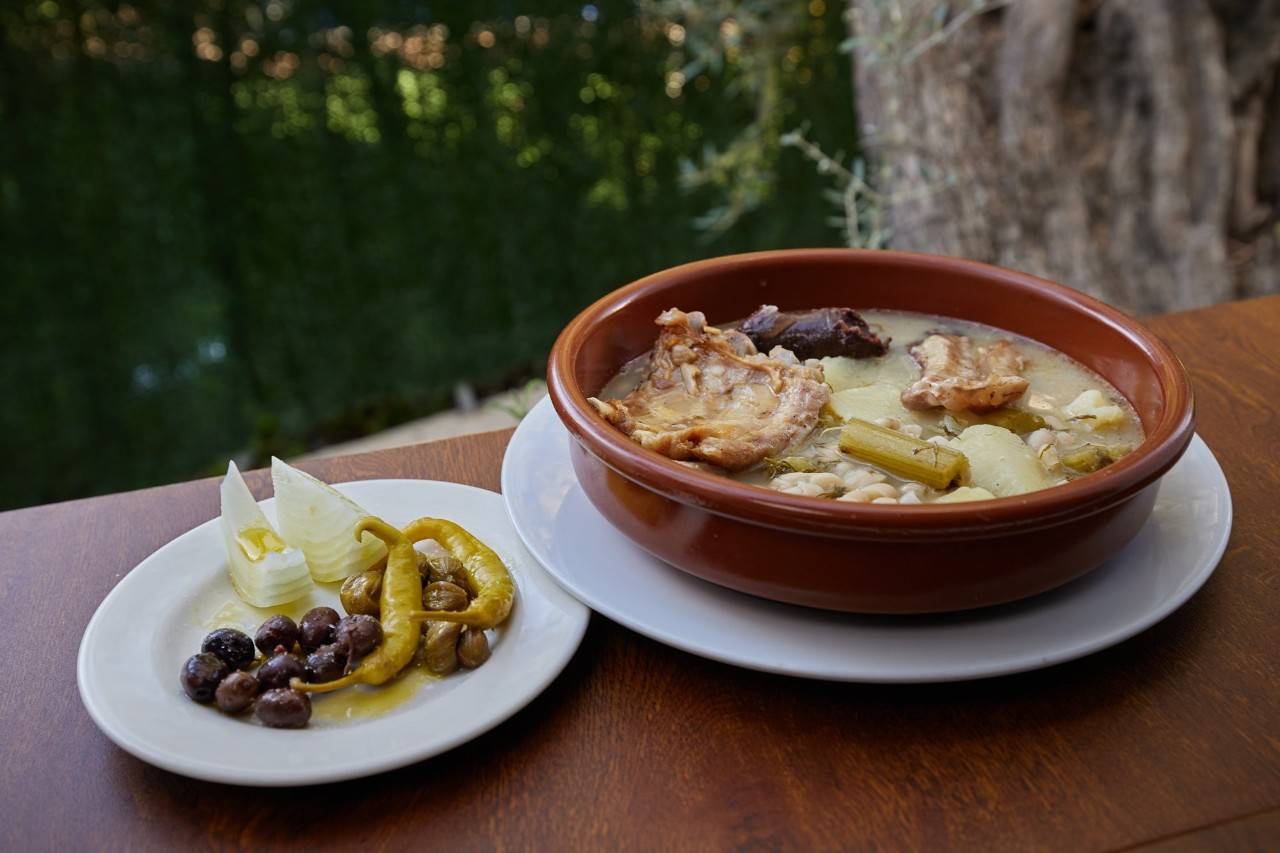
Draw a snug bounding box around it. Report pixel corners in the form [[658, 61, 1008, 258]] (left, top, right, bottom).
[[3, 296, 1278, 852]]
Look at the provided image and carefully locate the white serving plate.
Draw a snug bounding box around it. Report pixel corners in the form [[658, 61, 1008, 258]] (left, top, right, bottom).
[[78, 480, 589, 786], [502, 397, 1230, 683]]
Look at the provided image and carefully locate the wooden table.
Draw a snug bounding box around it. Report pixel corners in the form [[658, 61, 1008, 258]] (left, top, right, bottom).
[[3, 297, 1278, 851]]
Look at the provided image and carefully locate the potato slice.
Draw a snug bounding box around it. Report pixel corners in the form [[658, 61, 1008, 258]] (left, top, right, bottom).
[[827, 383, 913, 424], [820, 354, 919, 393], [949, 424, 1053, 497], [934, 486, 996, 504]]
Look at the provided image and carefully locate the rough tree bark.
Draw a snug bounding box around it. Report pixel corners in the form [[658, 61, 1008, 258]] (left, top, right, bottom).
[[852, 0, 1280, 312]]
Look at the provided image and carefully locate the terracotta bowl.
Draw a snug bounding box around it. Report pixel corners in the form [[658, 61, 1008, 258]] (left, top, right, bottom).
[[546, 250, 1195, 613]]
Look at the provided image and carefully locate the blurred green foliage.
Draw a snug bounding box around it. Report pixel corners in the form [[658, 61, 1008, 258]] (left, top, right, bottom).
[[0, 0, 855, 509]]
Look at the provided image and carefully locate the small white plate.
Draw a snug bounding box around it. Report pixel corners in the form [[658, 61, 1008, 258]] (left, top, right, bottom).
[[77, 480, 589, 786], [502, 398, 1231, 683]]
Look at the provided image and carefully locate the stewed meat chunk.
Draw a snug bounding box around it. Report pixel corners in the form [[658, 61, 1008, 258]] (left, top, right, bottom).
[[589, 308, 829, 471], [901, 334, 1028, 413], [738, 305, 889, 360]]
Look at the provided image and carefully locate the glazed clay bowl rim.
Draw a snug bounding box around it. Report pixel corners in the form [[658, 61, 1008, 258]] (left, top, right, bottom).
[[547, 249, 1195, 541]]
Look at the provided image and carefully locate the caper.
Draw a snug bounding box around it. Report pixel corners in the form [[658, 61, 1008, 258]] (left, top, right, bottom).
[[426, 553, 469, 591], [457, 627, 491, 669], [423, 581, 468, 612], [340, 569, 382, 618], [422, 621, 462, 675]]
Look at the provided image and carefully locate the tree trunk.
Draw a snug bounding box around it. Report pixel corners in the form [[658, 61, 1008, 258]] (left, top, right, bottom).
[[851, 0, 1280, 313]]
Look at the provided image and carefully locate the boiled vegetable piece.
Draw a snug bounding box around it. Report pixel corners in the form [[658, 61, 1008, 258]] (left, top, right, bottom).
[[979, 407, 1047, 435], [820, 353, 920, 393], [827, 383, 914, 424], [949, 424, 1053, 497], [739, 305, 889, 360], [934, 486, 996, 504], [838, 418, 968, 490], [1061, 443, 1133, 474], [1064, 389, 1127, 431], [762, 456, 816, 478]]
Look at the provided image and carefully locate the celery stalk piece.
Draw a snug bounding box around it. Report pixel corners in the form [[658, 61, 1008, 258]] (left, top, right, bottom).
[[837, 418, 968, 490]]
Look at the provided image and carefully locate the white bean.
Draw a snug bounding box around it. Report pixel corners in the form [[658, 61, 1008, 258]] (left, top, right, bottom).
[[842, 469, 885, 491], [770, 471, 844, 497], [1026, 428, 1056, 451], [862, 482, 899, 499]]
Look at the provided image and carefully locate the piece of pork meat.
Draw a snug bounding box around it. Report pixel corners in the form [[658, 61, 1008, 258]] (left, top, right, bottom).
[[901, 334, 1028, 413], [738, 305, 889, 360], [589, 308, 829, 471]]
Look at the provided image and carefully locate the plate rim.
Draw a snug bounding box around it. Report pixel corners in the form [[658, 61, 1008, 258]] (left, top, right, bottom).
[[76, 479, 589, 786], [501, 397, 1232, 683]]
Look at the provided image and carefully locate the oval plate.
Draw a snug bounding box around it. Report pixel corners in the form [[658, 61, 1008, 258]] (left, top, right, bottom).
[[503, 397, 1231, 683], [77, 480, 589, 786]]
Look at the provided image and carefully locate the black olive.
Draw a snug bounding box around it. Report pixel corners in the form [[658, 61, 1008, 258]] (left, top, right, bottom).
[[333, 614, 382, 659], [256, 647, 306, 691], [180, 652, 229, 703], [305, 643, 348, 683], [201, 627, 256, 670], [215, 671, 259, 713], [254, 615, 300, 655], [298, 607, 341, 651], [255, 688, 311, 728]]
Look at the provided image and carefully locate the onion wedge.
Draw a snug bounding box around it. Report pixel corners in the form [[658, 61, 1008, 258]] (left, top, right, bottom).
[[220, 461, 312, 607], [270, 457, 387, 582]]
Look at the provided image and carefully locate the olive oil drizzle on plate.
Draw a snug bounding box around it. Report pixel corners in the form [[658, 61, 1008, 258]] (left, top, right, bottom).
[[309, 666, 438, 723]]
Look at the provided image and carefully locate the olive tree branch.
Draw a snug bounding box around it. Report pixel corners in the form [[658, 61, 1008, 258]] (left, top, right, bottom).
[[900, 0, 1012, 66]]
